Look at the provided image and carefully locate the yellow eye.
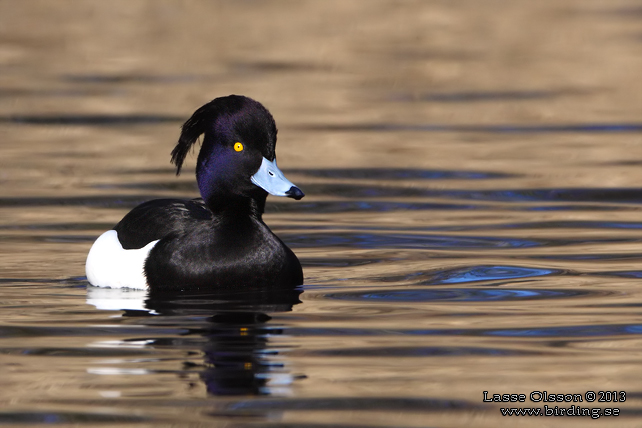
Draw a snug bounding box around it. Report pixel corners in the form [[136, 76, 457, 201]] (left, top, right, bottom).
[[234, 142, 244, 152]]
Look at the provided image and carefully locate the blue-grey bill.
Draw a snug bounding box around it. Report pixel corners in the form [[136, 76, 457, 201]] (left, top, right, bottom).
[[251, 157, 305, 199]]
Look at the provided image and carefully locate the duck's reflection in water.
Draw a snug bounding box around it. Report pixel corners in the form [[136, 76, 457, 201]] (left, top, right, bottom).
[[87, 285, 303, 396]]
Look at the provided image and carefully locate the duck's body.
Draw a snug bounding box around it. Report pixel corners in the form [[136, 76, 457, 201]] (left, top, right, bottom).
[[86, 95, 304, 291]]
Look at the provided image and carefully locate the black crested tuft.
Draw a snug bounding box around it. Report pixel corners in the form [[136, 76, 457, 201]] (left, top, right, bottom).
[[171, 106, 206, 176], [171, 98, 224, 175]]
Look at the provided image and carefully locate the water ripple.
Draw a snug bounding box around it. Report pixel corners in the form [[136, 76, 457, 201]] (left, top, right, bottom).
[[269, 200, 629, 213], [222, 396, 481, 412], [1, 114, 181, 126], [324, 288, 588, 303], [489, 324, 642, 337], [267, 200, 484, 213], [278, 183, 642, 205], [0, 347, 157, 357], [431, 265, 558, 284], [285, 168, 511, 180], [310, 346, 537, 357], [283, 233, 542, 249], [452, 187, 642, 204], [474, 220, 642, 230], [286, 322, 639, 338], [375, 265, 561, 285], [296, 122, 642, 133], [389, 90, 565, 103], [1, 193, 636, 214], [0, 325, 185, 339], [62, 73, 208, 84], [592, 270, 642, 279], [0, 412, 149, 424]]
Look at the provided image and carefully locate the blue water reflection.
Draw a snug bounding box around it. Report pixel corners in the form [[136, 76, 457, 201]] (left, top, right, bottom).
[[284, 232, 543, 249], [374, 265, 559, 285], [325, 288, 586, 303], [593, 270, 642, 279], [489, 324, 642, 337], [432, 265, 556, 284]]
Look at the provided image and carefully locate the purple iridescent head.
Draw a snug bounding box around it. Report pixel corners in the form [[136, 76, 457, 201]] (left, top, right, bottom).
[[171, 95, 304, 210]]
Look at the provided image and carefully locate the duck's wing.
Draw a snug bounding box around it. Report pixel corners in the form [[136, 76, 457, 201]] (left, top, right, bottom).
[[114, 198, 212, 249]]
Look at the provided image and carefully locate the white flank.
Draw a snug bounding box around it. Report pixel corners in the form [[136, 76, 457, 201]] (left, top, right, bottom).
[[85, 230, 159, 289]]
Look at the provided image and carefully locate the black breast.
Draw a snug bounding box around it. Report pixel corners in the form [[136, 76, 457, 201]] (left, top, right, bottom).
[[144, 216, 303, 291], [114, 198, 302, 291]]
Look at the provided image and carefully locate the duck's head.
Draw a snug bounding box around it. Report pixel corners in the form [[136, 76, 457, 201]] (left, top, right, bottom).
[[171, 95, 304, 213]]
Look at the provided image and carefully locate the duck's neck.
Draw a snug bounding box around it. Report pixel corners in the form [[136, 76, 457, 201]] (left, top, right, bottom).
[[202, 193, 266, 220]]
